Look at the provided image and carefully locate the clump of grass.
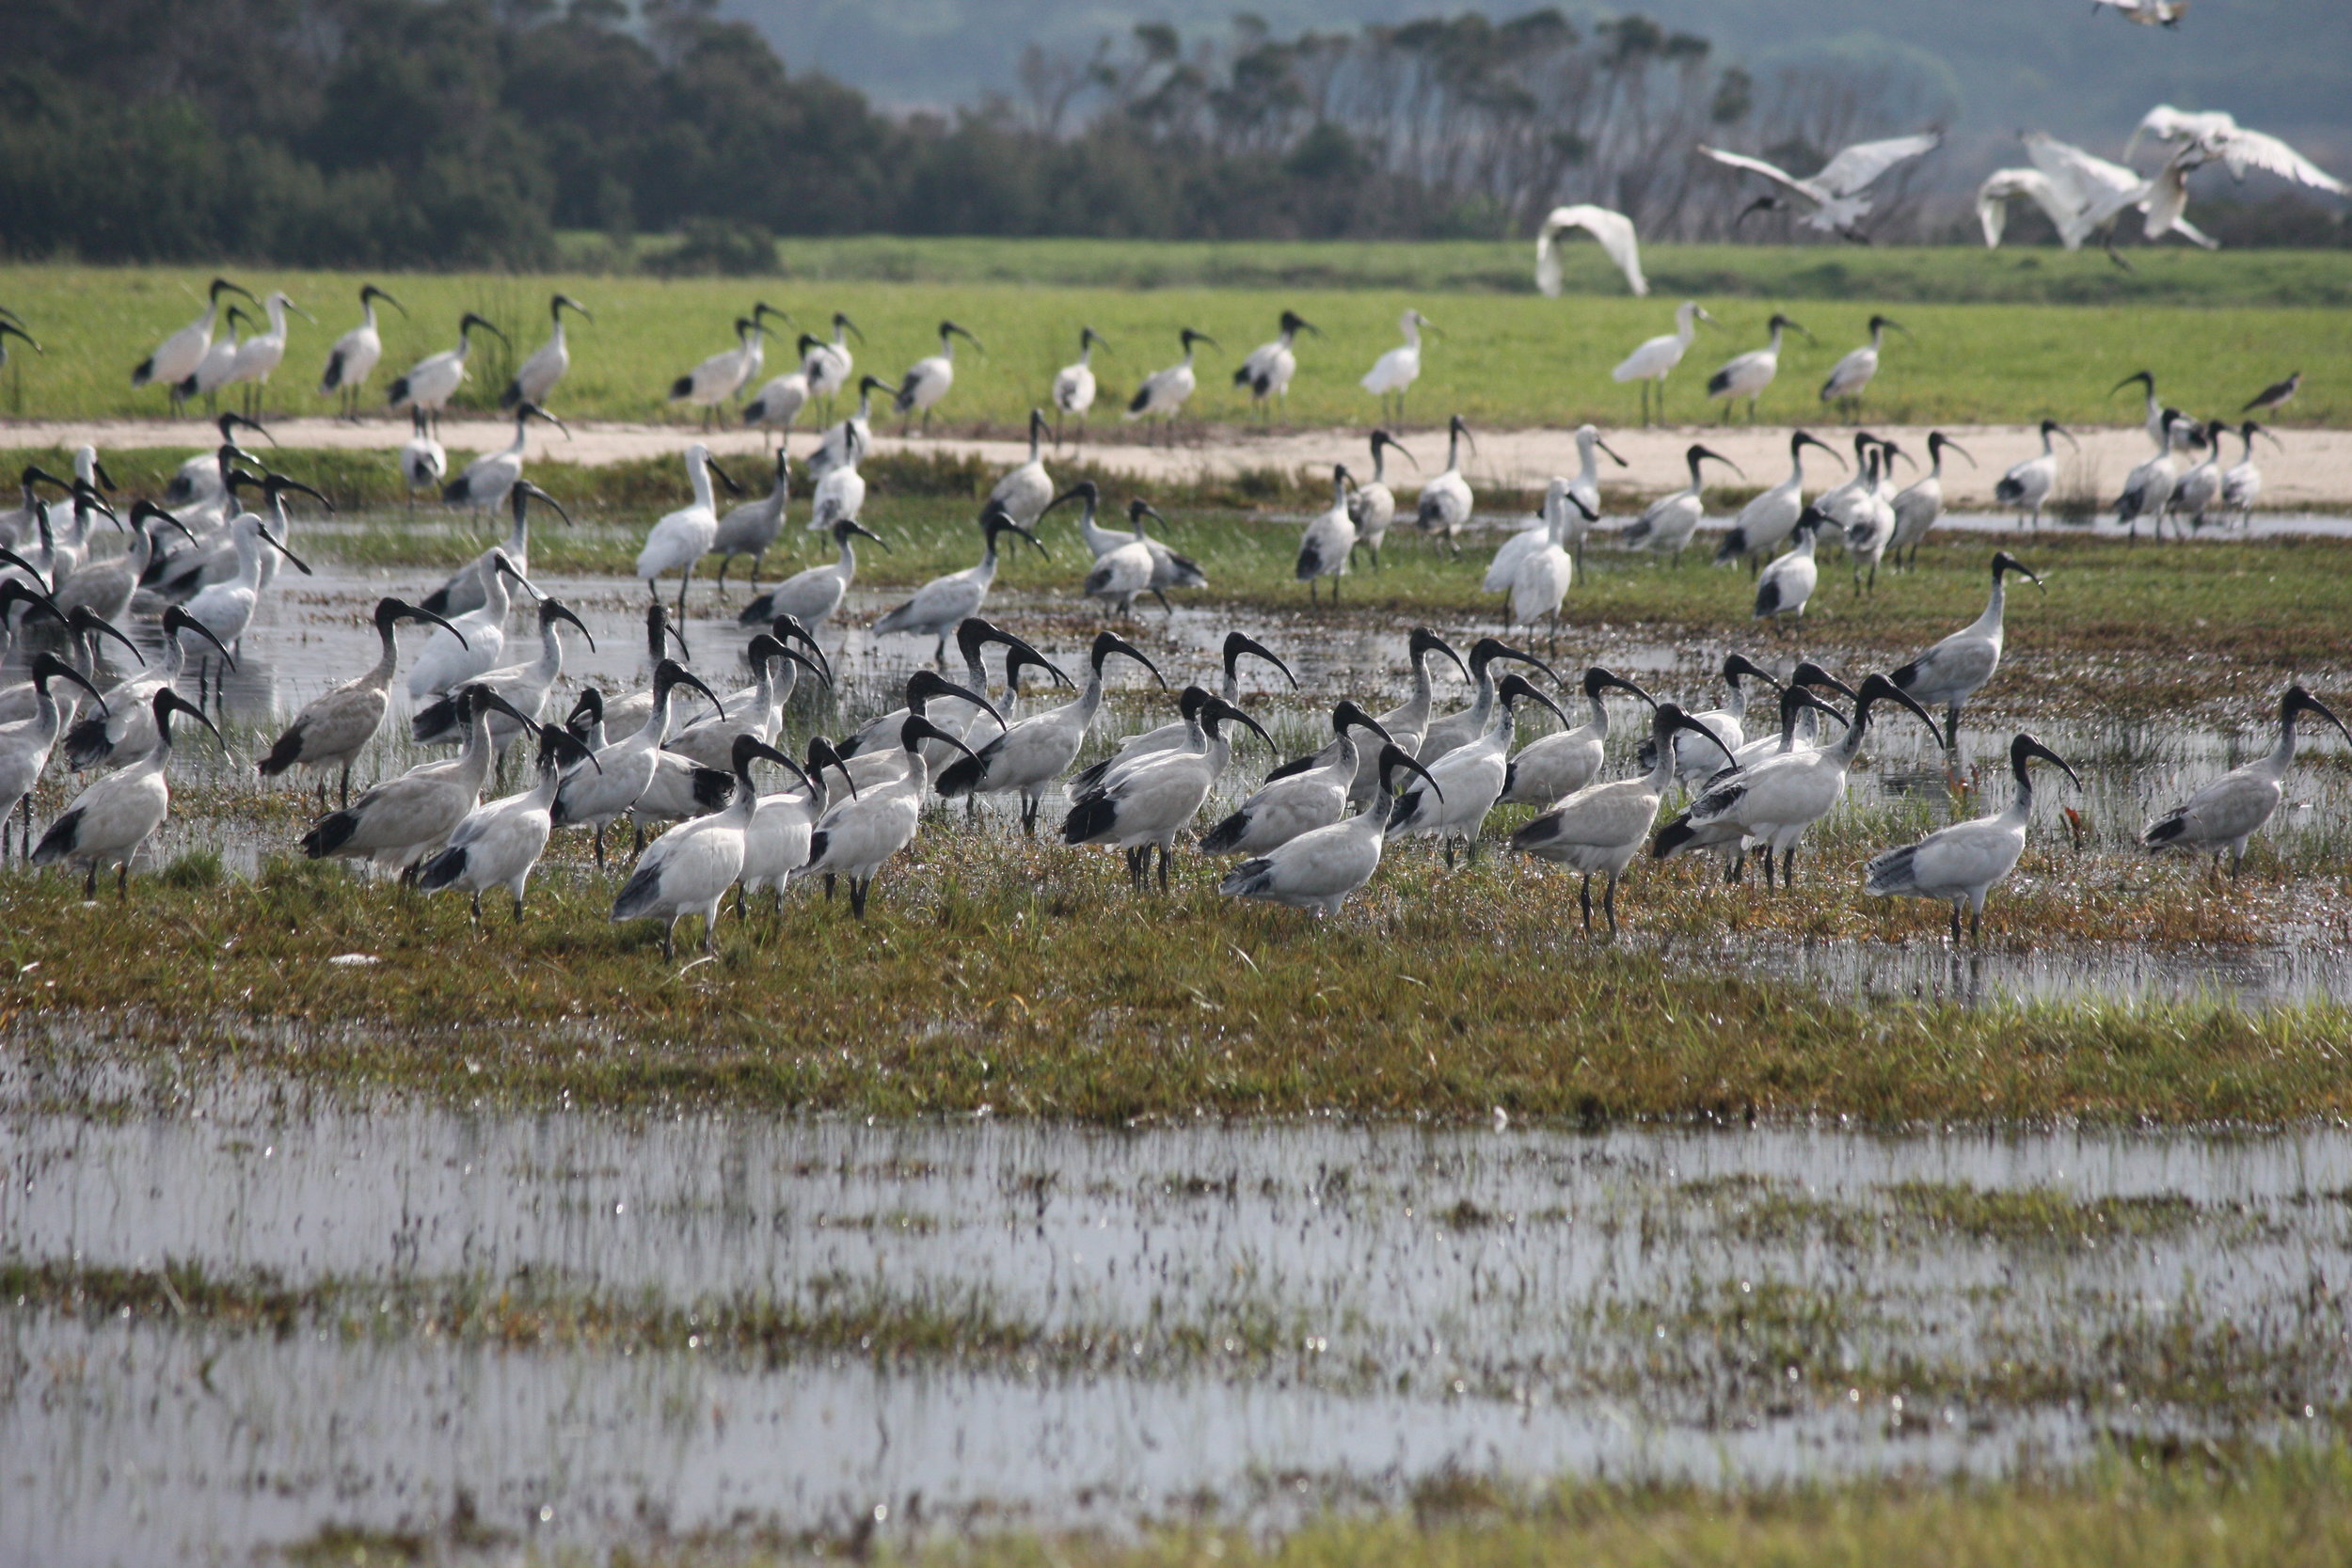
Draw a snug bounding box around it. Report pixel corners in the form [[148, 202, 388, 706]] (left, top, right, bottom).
[[158, 847, 224, 891]]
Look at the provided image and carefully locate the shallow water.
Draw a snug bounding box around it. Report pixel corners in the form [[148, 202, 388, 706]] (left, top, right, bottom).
[[5, 1079, 2348, 1562]]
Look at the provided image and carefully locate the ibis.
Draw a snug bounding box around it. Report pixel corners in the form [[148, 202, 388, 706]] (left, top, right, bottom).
[[1820, 315, 1909, 414], [1296, 467, 1357, 603], [741, 338, 816, 440], [31, 688, 221, 896], [1261, 626, 1468, 811], [1359, 310, 1433, 420], [132, 277, 256, 409], [1867, 733, 2081, 942], [1534, 203, 1647, 296], [1994, 420, 2077, 531], [1892, 551, 2042, 755], [1503, 488, 1594, 649], [2142, 686, 2351, 876], [1071, 630, 1289, 796], [1125, 328, 1216, 437], [894, 320, 981, 435], [710, 449, 791, 596], [739, 736, 847, 914], [843, 618, 1064, 768], [613, 734, 803, 956], [670, 306, 786, 427], [1513, 703, 1733, 933], [55, 500, 195, 624], [441, 403, 565, 513], [422, 480, 568, 622], [1201, 700, 1390, 860], [1751, 510, 1824, 630], [301, 687, 536, 873], [1051, 326, 1108, 443], [1624, 444, 1741, 560], [1640, 653, 1782, 789], [1887, 432, 1974, 568], [1706, 313, 1811, 422], [411, 596, 594, 751], [318, 284, 405, 420], [666, 636, 825, 773], [2116, 412, 2193, 539], [0, 656, 108, 860], [803, 311, 862, 408], [1388, 673, 1569, 867], [63, 610, 230, 775], [400, 407, 446, 505], [181, 509, 312, 667], [406, 551, 531, 701], [551, 659, 725, 869], [418, 721, 600, 922], [388, 312, 507, 433], [934, 631, 1164, 835], [1502, 668, 1656, 806], [502, 294, 591, 409], [1701, 133, 1942, 240], [1345, 429, 1415, 568], [740, 518, 882, 630], [872, 504, 1042, 664], [227, 291, 314, 418], [1233, 309, 1317, 415], [809, 374, 890, 480], [1613, 301, 1717, 425], [1715, 430, 1843, 569], [1420, 636, 1559, 765], [178, 307, 251, 413], [1413, 415, 1477, 555], [990, 410, 1056, 526], [806, 716, 978, 918], [807, 422, 867, 533], [2220, 420, 2275, 528], [258, 596, 459, 805], [1220, 744, 1440, 916], [1063, 689, 1271, 888]]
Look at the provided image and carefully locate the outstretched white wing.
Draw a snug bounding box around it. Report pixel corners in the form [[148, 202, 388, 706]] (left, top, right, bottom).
[[1697, 146, 1815, 201], [2024, 133, 2145, 236], [1975, 168, 2068, 248], [1534, 204, 1647, 297], [2206, 127, 2346, 194], [1809, 132, 1942, 198]]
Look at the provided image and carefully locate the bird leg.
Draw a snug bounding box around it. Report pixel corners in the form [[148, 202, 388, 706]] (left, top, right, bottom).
[[1579, 874, 1593, 932], [661, 918, 677, 961], [1949, 902, 1963, 943], [593, 822, 607, 871], [850, 878, 870, 919], [675, 566, 692, 624], [1781, 847, 1797, 886], [469, 890, 483, 924], [1603, 873, 1618, 937], [735, 882, 746, 921], [1157, 842, 1171, 892], [83, 863, 98, 900]]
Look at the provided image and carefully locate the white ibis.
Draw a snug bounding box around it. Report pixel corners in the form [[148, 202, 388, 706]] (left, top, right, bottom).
[[501, 293, 590, 409], [1063, 689, 1271, 889], [1421, 636, 1558, 765], [2143, 686, 2351, 876], [30, 688, 221, 895], [1201, 701, 1391, 859], [421, 480, 568, 621], [1994, 420, 2077, 532], [1071, 631, 1290, 795], [1502, 668, 1655, 805], [1638, 653, 1782, 789], [833, 671, 1003, 798], [133, 277, 257, 410], [1715, 431, 1842, 569], [182, 510, 312, 663], [1752, 510, 1824, 630], [990, 410, 1056, 525], [1051, 326, 1108, 443], [1892, 551, 2042, 754], [406, 551, 530, 701], [1887, 432, 1975, 568], [2127, 106, 2344, 196], [1702, 133, 1942, 240], [1626, 444, 1742, 561], [1414, 415, 1477, 554], [1514, 703, 1733, 933], [1534, 204, 1646, 296], [1220, 745, 1440, 916], [258, 597, 459, 805], [2091, 0, 2185, 24], [807, 422, 867, 533], [55, 500, 195, 624], [1296, 466, 1356, 603], [1706, 313, 1811, 421], [1654, 674, 1938, 888], [1820, 315, 1909, 413], [740, 518, 882, 631], [411, 596, 594, 751], [1613, 301, 1717, 425], [739, 736, 846, 914], [0, 656, 108, 860], [179, 307, 251, 413], [873, 505, 1043, 664], [1345, 429, 1415, 568], [418, 721, 600, 921], [400, 407, 446, 504], [671, 306, 787, 428], [2116, 413, 2193, 538], [64, 607, 229, 772], [2112, 369, 2185, 453], [227, 291, 314, 417], [894, 320, 981, 435], [1048, 481, 1203, 602], [441, 403, 565, 512], [318, 285, 404, 419], [805, 716, 977, 918], [551, 660, 726, 869], [1360, 310, 1433, 420], [637, 443, 744, 620], [1081, 498, 1176, 616], [1646, 681, 1837, 881], [842, 619, 1064, 767], [1505, 489, 1594, 648], [162, 412, 266, 514], [2221, 420, 2275, 528], [388, 312, 507, 433], [809, 374, 890, 480], [611, 733, 803, 957], [300, 685, 536, 871], [710, 449, 791, 596], [743, 333, 817, 437], [1233, 309, 1317, 415], [1867, 733, 2081, 942], [803, 311, 862, 407], [934, 631, 1164, 835], [1388, 674, 1568, 867], [1262, 627, 1467, 811], [1125, 328, 1216, 436]]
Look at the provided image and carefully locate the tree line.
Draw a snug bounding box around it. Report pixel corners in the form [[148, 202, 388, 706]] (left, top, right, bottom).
[[0, 0, 2334, 269]]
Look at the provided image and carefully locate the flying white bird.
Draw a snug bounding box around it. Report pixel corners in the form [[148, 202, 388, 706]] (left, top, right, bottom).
[[2128, 107, 2344, 195], [1704, 133, 1942, 239], [2090, 0, 2185, 26], [1534, 204, 1647, 296]]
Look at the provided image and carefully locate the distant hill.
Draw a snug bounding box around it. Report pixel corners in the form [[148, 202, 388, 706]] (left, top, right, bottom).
[[739, 0, 2352, 180]]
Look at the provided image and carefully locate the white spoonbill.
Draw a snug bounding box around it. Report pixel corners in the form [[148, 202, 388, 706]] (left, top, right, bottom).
[[1359, 309, 1433, 420], [1702, 133, 1943, 240], [1613, 300, 1717, 425], [227, 291, 315, 417], [2127, 105, 2345, 196], [2142, 686, 2352, 877], [636, 442, 745, 622], [1534, 203, 1646, 296]]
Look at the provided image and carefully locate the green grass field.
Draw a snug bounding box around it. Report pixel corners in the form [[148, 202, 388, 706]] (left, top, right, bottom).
[[2, 245, 2347, 430]]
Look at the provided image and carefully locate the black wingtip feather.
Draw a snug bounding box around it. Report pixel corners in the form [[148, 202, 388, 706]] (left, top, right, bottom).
[[256, 721, 307, 777], [1650, 815, 1696, 859], [669, 375, 694, 399], [934, 753, 982, 798], [416, 845, 468, 892], [1198, 811, 1248, 855], [301, 811, 358, 859], [28, 808, 82, 863], [63, 717, 111, 771], [1061, 794, 1119, 845]]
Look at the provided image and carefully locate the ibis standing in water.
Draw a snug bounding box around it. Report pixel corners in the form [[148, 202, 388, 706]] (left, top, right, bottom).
[[319, 284, 405, 420], [893, 320, 981, 435], [1420, 636, 1559, 765], [1233, 309, 1317, 416], [806, 717, 978, 918], [1887, 432, 1974, 568], [552, 660, 726, 870], [1414, 415, 1477, 555], [422, 480, 568, 621], [1201, 701, 1391, 860], [1707, 313, 1811, 422], [1359, 310, 1433, 420], [259, 596, 463, 806], [410, 596, 595, 752], [1387, 674, 1570, 867], [1125, 328, 1216, 439], [1062, 690, 1272, 889], [1653, 674, 1939, 889], [2142, 686, 2352, 877], [871, 504, 1041, 663], [1751, 510, 1825, 631], [418, 721, 600, 922], [388, 312, 507, 434], [1502, 668, 1657, 806], [1625, 445, 1742, 560], [1219, 745, 1441, 917], [1715, 431, 1842, 571], [1296, 467, 1357, 603], [637, 444, 744, 622], [31, 689, 222, 896], [1072, 630, 1292, 793], [1613, 301, 1717, 425], [1346, 429, 1415, 569], [406, 552, 531, 701], [1994, 420, 2076, 532], [65, 607, 232, 773], [709, 449, 791, 597], [1514, 703, 1734, 934], [1051, 327, 1108, 444], [935, 632, 1164, 835], [0, 656, 109, 859], [441, 403, 565, 512], [502, 293, 591, 409], [613, 734, 803, 957], [133, 277, 257, 411], [1867, 733, 2081, 942], [743, 518, 884, 630], [300, 687, 537, 874], [1818, 315, 1909, 415], [1891, 549, 2042, 756]]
